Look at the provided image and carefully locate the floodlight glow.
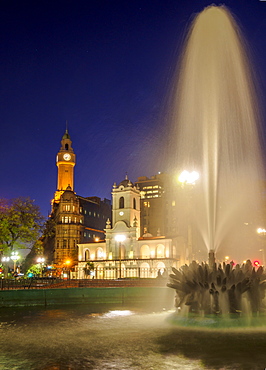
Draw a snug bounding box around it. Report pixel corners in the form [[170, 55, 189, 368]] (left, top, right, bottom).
[[115, 235, 126, 242], [178, 170, 199, 185]]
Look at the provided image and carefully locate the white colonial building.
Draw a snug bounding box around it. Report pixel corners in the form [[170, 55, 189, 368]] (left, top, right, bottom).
[[75, 176, 186, 279]]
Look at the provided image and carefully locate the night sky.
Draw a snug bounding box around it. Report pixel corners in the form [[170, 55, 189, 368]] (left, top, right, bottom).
[[1, 0, 266, 216]]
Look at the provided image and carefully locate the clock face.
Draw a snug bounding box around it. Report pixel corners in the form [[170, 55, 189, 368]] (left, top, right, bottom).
[[63, 153, 71, 161], [119, 211, 124, 216]]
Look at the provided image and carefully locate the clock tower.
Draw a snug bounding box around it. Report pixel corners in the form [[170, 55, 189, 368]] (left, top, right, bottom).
[[54, 128, 76, 202]]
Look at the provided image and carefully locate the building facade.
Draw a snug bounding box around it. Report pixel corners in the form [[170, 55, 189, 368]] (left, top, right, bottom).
[[46, 129, 111, 266], [75, 176, 186, 279], [136, 173, 181, 238]]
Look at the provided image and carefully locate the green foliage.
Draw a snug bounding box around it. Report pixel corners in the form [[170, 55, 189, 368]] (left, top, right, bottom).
[[33, 240, 44, 255], [26, 264, 41, 277], [42, 217, 56, 239], [83, 261, 94, 276], [0, 197, 45, 253]]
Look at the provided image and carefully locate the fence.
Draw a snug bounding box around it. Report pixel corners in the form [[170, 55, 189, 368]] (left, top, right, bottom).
[[77, 266, 170, 280], [0, 278, 61, 290]]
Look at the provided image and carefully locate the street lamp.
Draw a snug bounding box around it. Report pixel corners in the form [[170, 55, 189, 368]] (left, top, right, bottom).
[[64, 259, 71, 279], [37, 257, 45, 277], [178, 170, 199, 263], [10, 251, 20, 274], [1, 257, 10, 263], [178, 170, 199, 186], [115, 234, 126, 278], [257, 228, 266, 266], [1, 256, 10, 278]]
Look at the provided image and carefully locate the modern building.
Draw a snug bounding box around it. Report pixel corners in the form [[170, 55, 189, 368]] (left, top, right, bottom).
[[45, 128, 111, 266], [136, 173, 182, 237], [75, 176, 186, 279]]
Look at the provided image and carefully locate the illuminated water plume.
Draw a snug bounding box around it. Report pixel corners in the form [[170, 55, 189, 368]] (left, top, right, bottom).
[[171, 6, 265, 259]]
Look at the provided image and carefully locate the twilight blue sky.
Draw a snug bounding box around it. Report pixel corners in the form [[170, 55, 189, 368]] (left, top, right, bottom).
[[0, 0, 266, 216]]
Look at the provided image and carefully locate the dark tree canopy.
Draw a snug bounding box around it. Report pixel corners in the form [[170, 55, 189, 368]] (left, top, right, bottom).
[[0, 197, 45, 253]]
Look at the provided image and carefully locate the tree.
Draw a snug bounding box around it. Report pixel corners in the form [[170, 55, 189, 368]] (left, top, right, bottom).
[[83, 261, 94, 277], [0, 197, 45, 253]]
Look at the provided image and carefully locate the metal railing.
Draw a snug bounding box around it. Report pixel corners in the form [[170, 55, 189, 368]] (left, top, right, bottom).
[[0, 277, 62, 290]]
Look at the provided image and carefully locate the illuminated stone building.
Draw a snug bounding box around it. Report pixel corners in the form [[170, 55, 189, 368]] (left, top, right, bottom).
[[47, 129, 111, 265], [75, 176, 186, 279]]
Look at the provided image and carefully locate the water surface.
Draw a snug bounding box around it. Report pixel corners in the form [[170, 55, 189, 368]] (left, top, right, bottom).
[[0, 303, 266, 369]]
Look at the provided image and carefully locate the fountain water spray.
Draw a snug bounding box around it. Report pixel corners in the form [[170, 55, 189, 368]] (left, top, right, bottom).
[[168, 5, 266, 318], [170, 5, 265, 261]]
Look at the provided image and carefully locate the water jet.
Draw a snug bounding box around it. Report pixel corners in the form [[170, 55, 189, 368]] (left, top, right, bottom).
[[170, 5, 265, 263], [168, 5, 266, 322]]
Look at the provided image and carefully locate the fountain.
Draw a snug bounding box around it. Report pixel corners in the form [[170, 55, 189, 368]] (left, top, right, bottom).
[[168, 260, 266, 322], [169, 5, 265, 262], [167, 5, 266, 322]]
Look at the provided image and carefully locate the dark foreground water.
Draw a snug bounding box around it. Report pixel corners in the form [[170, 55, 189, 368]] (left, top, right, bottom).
[[0, 302, 266, 370]]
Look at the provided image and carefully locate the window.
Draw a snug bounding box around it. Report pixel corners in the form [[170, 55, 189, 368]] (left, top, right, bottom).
[[133, 198, 136, 209], [65, 143, 69, 150], [85, 250, 90, 261], [119, 197, 124, 209]]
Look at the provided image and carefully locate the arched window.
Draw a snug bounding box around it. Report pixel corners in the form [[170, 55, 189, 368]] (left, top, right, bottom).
[[140, 245, 150, 259], [96, 247, 104, 259], [85, 249, 90, 261], [133, 198, 136, 209], [156, 244, 165, 258], [119, 196, 124, 209], [65, 143, 69, 150]]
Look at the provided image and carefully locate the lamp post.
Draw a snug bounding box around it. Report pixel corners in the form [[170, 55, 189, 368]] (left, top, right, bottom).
[[257, 228, 266, 266], [178, 170, 199, 264], [1, 256, 10, 278], [64, 259, 71, 279], [10, 251, 20, 274], [37, 257, 45, 277], [115, 234, 126, 278]]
